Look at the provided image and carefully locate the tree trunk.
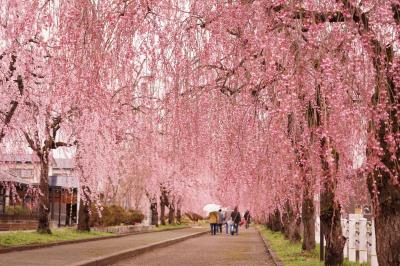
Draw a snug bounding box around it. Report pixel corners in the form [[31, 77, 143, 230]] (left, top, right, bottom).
[[282, 201, 301, 242], [77, 186, 91, 231], [37, 152, 51, 234], [299, 147, 316, 251], [367, 47, 400, 264], [282, 203, 291, 238], [302, 187, 316, 251], [374, 198, 400, 266], [176, 197, 182, 224], [168, 203, 175, 224], [150, 198, 158, 226], [368, 170, 400, 265], [77, 199, 90, 231], [168, 205, 175, 224], [292, 216, 302, 242], [176, 208, 181, 224], [320, 185, 344, 265], [268, 208, 282, 232], [320, 137, 345, 266], [160, 197, 166, 225]]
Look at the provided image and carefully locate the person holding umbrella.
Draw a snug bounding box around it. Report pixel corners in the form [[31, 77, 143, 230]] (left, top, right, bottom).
[[209, 211, 218, 235], [203, 203, 221, 235]]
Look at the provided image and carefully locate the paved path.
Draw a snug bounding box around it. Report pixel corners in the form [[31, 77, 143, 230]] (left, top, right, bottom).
[[113, 227, 274, 266], [0, 227, 206, 266]]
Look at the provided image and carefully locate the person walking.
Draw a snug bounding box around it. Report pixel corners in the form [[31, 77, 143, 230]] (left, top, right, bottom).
[[217, 209, 224, 234], [230, 207, 241, 235], [223, 211, 231, 234], [209, 211, 218, 235], [244, 210, 251, 229]]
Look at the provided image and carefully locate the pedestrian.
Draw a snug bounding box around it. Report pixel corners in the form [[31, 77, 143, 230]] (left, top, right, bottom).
[[217, 209, 224, 234], [209, 211, 218, 235], [244, 210, 251, 229], [230, 206, 241, 235], [223, 211, 231, 234]]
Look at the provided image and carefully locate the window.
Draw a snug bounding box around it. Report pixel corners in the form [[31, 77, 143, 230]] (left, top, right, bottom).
[[9, 169, 21, 177], [9, 169, 33, 179], [21, 169, 33, 179]]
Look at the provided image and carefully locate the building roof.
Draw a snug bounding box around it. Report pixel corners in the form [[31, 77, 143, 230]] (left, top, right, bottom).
[[0, 154, 40, 163], [53, 158, 75, 169], [0, 154, 56, 165], [0, 170, 30, 184]]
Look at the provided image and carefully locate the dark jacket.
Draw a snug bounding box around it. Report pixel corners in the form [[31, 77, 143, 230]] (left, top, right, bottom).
[[231, 211, 241, 224], [244, 211, 251, 221]]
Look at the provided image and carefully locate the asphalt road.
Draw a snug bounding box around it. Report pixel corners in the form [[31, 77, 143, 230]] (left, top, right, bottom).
[[113, 227, 275, 266], [0, 227, 206, 266]]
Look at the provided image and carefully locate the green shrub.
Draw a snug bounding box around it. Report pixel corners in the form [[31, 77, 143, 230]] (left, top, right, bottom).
[[185, 212, 203, 221], [89, 205, 144, 227], [181, 215, 192, 224], [126, 209, 145, 224], [101, 205, 127, 226]]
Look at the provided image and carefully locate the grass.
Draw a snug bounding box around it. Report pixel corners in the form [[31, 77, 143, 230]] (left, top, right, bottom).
[[257, 225, 369, 266], [0, 222, 198, 249], [154, 223, 189, 231], [0, 228, 112, 248]]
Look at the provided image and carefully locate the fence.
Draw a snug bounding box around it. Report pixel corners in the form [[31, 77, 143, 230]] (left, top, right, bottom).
[[315, 214, 378, 265]]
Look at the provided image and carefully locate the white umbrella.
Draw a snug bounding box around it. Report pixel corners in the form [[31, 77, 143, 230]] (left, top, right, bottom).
[[203, 203, 221, 213]]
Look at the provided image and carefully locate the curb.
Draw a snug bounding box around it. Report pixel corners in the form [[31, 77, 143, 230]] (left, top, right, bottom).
[[0, 226, 190, 254], [71, 230, 208, 266], [256, 227, 284, 266]]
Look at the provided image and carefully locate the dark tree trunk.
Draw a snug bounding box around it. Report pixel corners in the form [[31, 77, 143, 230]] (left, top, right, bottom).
[[299, 147, 316, 251], [287, 112, 316, 250], [168, 196, 175, 224], [77, 187, 91, 232], [176, 197, 182, 224], [168, 203, 175, 224], [340, 5, 400, 264], [268, 208, 282, 232], [292, 215, 302, 242], [373, 196, 400, 266], [150, 198, 158, 226], [282, 201, 301, 242], [368, 166, 400, 265], [282, 204, 291, 238], [302, 189, 316, 251], [176, 208, 181, 224], [367, 42, 400, 265], [320, 185, 344, 266], [160, 198, 166, 225], [37, 152, 51, 234], [159, 186, 169, 226], [320, 137, 345, 266]]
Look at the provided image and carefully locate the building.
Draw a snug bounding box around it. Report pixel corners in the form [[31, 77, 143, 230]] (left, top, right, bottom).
[[0, 154, 78, 229], [50, 158, 78, 226]]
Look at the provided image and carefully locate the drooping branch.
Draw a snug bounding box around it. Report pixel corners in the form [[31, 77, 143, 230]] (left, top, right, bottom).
[[0, 54, 25, 142], [23, 130, 40, 154]]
